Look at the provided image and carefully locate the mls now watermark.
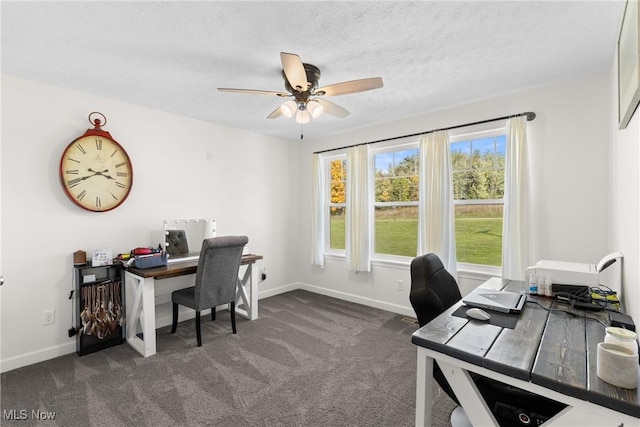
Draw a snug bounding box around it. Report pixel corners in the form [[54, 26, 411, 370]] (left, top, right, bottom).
[[3, 409, 56, 421]]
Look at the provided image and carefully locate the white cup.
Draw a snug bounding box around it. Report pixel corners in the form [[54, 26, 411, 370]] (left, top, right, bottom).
[[597, 342, 639, 389]]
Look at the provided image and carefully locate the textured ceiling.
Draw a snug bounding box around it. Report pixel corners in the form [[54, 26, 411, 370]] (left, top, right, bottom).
[[1, 1, 625, 142]]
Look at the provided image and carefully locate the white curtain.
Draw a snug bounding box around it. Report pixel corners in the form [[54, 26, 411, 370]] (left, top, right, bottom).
[[346, 145, 371, 272], [418, 130, 457, 276], [502, 116, 530, 280], [311, 153, 325, 267]]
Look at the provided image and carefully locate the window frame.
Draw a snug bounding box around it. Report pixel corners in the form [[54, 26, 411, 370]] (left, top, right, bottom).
[[370, 140, 420, 262], [317, 125, 508, 274], [449, 126, 506, 272]]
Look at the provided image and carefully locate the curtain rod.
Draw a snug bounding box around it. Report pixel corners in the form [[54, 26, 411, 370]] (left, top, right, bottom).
[[313, 111, 536, 154]]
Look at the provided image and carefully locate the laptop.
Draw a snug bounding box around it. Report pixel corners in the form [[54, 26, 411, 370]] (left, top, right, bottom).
[[462, 287, 527, 313]]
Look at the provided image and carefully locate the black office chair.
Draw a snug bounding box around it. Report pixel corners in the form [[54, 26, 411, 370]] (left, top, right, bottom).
[[410, 253, 566, 426], [171, 235, 248, 347]]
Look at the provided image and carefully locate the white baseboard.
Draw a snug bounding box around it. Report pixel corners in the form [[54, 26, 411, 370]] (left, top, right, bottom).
[[288, 282, 416, 317], [1, 341, 76, 374], [1, 282, 414, 373], [258, 282, 300, 300]]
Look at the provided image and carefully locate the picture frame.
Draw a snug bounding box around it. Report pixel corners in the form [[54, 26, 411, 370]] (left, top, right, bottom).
[[92, 248, 113, 266], [618, 0, 640, 130]]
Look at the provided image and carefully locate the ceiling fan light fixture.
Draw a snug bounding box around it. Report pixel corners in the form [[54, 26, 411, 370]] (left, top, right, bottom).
[[280, 100, 297, 118], [218, 52, 383, 133], [295, 109, 311, 124], [307, 100, 324, 118]]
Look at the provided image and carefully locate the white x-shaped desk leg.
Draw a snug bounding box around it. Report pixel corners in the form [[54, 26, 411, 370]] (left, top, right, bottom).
[[235, 263, 258, 320], [124, 271, 157, 357]]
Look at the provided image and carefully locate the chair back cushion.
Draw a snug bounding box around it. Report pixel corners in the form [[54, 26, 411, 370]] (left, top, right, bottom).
[[409, 253, 462, 327], [166, 229, 189, 256], [195, 236, 248, 310]]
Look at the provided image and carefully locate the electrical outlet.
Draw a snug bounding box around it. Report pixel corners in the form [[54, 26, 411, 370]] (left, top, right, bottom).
[[43, 310, 55, 325], [206, 150, 213, 161], [397, 280, 404, 291]]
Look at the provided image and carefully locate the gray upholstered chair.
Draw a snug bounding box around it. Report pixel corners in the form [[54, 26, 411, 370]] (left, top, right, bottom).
[[170, 235, 248, 346]]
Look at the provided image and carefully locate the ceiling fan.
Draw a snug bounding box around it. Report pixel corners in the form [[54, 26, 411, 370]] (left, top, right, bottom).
[[218, 52, 384, 125]]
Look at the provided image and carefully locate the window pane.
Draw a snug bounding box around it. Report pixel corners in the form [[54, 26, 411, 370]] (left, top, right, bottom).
[[452, 134, 505, 267], [374, 206, 418, 257], [452, 136, 505, 201], [455, 204, 503, 266], [375, 148, 419, 203], [327, 157, 346, 252], [374, 152, 394, 177], [329, 206, 345, 250], [330, 160, 346, 204], [394, 149, 419, 177]]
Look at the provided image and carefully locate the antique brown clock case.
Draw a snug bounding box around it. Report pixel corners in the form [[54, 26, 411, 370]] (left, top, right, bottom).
[[59, 113, 133, 212]]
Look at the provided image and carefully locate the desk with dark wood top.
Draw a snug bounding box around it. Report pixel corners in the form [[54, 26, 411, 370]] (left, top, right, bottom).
[[124, 254, 263, 357], [412, 278, 640, 426]]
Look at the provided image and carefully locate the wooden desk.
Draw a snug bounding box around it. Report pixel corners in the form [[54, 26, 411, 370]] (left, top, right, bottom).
[[124, 254, 263, 357], [412, 278, 640, 426]]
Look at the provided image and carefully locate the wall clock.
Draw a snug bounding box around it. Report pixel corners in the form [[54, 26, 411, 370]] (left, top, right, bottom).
[[59, 112, 133, 212]]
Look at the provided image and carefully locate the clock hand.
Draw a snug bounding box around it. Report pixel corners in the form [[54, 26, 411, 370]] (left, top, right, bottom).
[[78, 170, 102, 181], [87, 168, 115, 180]]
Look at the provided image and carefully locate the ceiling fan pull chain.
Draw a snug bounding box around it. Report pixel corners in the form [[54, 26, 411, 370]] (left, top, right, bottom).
[[300, 122, 304, 140]]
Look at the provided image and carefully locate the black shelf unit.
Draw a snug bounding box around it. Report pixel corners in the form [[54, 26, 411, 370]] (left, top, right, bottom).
[[73, 261, 125, 356]]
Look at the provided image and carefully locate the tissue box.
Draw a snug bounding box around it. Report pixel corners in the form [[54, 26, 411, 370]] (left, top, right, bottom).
[[134, 252, 167, 269]]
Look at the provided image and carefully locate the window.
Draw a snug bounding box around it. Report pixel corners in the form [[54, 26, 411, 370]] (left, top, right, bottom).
[[373, 145, 419, 257], [319, 129, 506, 269], [451, 131, 506, 267], [327, 156, 346, 251]]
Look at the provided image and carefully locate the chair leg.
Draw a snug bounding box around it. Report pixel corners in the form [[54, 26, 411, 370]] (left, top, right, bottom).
[[171, 303, 178, 334], [230, 302, 236, 334], [211, 307, 216, 321], [196, 311, 202, 347]]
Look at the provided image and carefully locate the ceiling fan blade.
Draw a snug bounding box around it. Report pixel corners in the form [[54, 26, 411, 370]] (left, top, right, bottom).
[[267, 106, 283, 119], [316, 77, 383, 97], [218, 88, 289, 97], [280, 52, 308, 92], [315, 98, 350, 118]]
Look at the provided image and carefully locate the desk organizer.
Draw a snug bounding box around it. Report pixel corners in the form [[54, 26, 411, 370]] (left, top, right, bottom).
[[134, 252, 167, 269]]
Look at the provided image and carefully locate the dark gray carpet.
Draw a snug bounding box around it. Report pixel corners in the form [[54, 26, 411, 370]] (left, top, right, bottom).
[[1, 290, 456, 426]]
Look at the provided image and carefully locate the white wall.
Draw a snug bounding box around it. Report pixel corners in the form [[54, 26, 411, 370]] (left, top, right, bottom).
[[609, 54, 640, 325], [296, 73, 614, 318], [0, 74, 299, 372]]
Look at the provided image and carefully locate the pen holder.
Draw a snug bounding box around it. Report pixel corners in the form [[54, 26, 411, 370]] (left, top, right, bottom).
[[597, 342, 639, 389]]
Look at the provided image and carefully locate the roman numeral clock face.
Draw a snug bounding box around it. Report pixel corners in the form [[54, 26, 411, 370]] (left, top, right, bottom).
[[60, 135, 133, 212]]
